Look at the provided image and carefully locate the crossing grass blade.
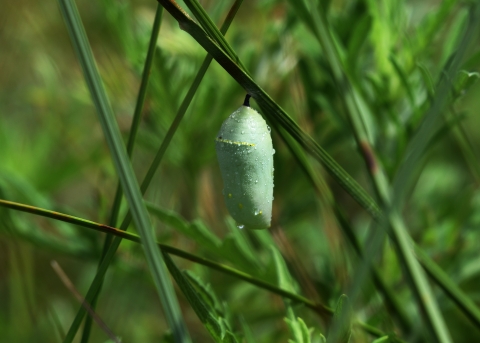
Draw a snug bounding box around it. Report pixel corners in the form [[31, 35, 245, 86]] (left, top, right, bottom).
[[0, 197, 388, 338], [56, 1, 190, 342], [60, 1, 245, 341], [158, 0, 381, 220], [80, 6, 165, 343]]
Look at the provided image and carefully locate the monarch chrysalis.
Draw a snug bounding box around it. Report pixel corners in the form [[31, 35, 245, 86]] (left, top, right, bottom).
[[215, 94, 274, 230]]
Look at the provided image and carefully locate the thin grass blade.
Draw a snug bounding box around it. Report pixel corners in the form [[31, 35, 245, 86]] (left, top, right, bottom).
[[0, 197, 388, 337], [61, 1, 245, 340], [80, 6, 165, 343], [56, 1, 190, 342]]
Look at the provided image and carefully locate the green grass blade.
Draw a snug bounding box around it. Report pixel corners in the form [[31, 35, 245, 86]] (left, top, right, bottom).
[[107, 3, 164, 232], [0, 197, 388, 337], [61, 1, 244, 341], [269, 120, 412, 333], [183, 0, 247, 72], [285, 1, 480, 341], [0, 198, 330, 316], [392, 4, 480, 209], [56, 1, 190, 342], [415, 246, 480, 328], [158, 0, 381, 220], [334, 207, 412, 333], [80, 6, 164, 343], [388, 212, 452, 342], [387, 6, 480, 336], [139, 0, 245, 190]]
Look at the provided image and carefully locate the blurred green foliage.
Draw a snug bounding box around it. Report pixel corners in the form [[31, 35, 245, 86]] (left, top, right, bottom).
[[1, 0, 480, 342]]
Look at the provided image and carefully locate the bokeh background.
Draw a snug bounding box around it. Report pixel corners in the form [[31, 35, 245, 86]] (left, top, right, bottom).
[[1, 0, 480, 342]]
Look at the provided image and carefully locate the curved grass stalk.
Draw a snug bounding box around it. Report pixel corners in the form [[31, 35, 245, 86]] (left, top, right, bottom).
[[61, 1, 245, 341], [57, 1, 189, 342], [0, 198, 389, 339], [80, 5, 166, 343]]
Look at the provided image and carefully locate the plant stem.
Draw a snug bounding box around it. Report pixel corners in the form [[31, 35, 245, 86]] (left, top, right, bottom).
[[0, 197, 390, 338]]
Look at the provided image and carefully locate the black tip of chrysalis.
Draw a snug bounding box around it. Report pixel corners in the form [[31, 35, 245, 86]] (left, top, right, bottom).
[[243, 94, 251, 107]]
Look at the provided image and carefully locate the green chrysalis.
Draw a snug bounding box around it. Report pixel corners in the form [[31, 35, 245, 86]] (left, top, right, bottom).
[[215, 94, 274, 230]]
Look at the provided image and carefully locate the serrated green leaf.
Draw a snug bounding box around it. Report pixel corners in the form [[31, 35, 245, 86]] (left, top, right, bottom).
[[148, 202, 262, 271], [184, 270, 221, 314], [162, 252, 239, 343]]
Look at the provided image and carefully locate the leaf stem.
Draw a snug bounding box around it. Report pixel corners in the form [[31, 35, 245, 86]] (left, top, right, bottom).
[[0, 198, 388, 338]]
